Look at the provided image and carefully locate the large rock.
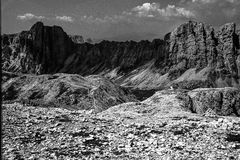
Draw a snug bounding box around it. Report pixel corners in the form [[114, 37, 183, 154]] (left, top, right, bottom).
[[2, 73, 136, 112], [188, 87, 240, 116]]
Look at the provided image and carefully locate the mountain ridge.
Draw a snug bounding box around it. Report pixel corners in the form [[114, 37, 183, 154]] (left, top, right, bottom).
[[2, 21, 240, 89]]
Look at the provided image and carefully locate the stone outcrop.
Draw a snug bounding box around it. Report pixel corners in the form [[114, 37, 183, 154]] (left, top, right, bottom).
[[100, 87, 240, 118], [2, 21, 240, 89], [188, 87, 240, 116]]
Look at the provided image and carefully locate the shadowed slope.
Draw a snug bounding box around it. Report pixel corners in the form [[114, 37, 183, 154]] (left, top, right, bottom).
[[2, 73, 136, 112]]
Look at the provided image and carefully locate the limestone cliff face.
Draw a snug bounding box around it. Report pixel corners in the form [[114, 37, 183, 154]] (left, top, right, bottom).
[[167, 22, 239, 79], [2, 22, 167, 75], [2, 22, 74, 74], [2, 21, 240, 89], [157, 21, 240, 89], [167, 22, 215, 76]]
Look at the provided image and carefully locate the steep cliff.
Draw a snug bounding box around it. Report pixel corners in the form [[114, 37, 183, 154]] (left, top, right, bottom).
[[2, 21, 240, 89], [1, 22, 167, 76], [121, 21, 240, 89], [2, 22, 74, 74]]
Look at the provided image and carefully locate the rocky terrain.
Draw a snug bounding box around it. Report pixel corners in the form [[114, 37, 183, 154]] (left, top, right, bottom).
[[2, 96, 240, 159], [2, 21, 240, 89], [2, 21, 240, 159], [2, 70, 240, 115], [2, 77, 240, 159], [2, 72, 136, 112]]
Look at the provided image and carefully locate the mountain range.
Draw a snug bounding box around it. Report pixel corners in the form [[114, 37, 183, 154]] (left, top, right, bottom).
[[2, 20, 240, 159], [2, 21, 240, 90], [1, 21, 240, 115]]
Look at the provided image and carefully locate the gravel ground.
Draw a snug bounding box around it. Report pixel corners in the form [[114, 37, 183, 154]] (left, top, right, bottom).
[[2, 103, 240, 160]]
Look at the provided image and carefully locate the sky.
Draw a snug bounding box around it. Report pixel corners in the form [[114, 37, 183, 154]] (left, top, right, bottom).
[[1, 0, 240, 41]]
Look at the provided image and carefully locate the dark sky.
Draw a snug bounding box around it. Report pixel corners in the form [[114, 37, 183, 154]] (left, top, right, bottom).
[[1, 0, 240, 41]]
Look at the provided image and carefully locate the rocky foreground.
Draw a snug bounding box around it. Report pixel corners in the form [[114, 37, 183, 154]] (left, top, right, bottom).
[[2, 90, 240, 160]]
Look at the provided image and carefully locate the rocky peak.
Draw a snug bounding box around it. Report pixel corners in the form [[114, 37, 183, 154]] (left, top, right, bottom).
[[2, 21, 74, 74], [2, 21, 240, 89], [167, 21, 239, 81], [30, 21, 44, 32]]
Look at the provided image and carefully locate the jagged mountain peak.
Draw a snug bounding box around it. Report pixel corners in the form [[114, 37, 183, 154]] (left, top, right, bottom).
[[2, 21, 240, 89], [30, 21, 44, 30]]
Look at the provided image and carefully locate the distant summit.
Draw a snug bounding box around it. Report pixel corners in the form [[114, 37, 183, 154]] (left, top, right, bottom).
[[69, 35, 93, 44]]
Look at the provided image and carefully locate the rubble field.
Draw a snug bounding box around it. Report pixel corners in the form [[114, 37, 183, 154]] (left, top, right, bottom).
[[2, 103, 240, 160]]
